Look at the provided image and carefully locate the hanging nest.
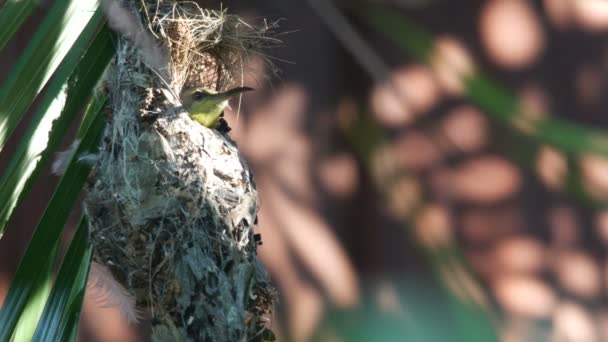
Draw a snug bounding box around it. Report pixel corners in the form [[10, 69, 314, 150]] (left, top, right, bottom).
[[84, 1, 279, 341]]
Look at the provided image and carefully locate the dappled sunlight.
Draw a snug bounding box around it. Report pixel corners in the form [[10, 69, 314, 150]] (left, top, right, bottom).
[[317, 153, 359, 198], [580, 154, 608, 200], [491, 275, 557, 319], [386, 177, 422, 220], [369, 79, 412, 127], [370, 65, 440, 127], [393, 130, 442, 171], [493, 236, 546, 275], [414, 204, 452, 248], [430, 36, 475, 96], [479, 0, 544, 69], [438, 105, 488, 154], [536, 146, 568, 191], [553, 301, 598, 342], [573, 0, 608, 31], [553, 249, 602, 299], [394, 66, 440, 114], [370, 143, 401, 185], [450, 156, 521, 203], [544, 0, 608, 32]]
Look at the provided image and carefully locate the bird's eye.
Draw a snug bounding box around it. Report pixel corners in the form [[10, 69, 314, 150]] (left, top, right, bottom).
[[193, 91, 205, 101]]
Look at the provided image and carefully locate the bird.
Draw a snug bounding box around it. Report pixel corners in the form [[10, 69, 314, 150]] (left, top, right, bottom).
[[180, 86, 253, 129]]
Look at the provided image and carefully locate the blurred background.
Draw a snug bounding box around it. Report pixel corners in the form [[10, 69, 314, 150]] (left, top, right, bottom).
[[5, 0, 608, 340]]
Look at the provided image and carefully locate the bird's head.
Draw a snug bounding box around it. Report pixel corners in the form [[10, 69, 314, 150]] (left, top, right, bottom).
[[181, 86, 252, 113]]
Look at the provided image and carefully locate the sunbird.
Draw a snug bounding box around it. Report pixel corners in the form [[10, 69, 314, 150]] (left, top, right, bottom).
[[180, 86, 253, 128]]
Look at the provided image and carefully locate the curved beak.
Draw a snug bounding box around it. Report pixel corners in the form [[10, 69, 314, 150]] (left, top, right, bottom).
[[213, 86, 254, 100]]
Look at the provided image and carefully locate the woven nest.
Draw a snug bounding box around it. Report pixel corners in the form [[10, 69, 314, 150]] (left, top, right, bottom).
[[84, 1, 278, 341]]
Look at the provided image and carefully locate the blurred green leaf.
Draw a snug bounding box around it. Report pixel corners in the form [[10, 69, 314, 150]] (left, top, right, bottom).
[[355, 1, 433, 61], [0, 24, 113, 239], [0, 0, 101, 152], [356, 2, 608, 159], [0, 0, 39, 50], [465, 75, 608, 157], [9, 244, 57, 342], [33, 216, 92, 342], [317, 277, 497, 342], [0, 97, 106, 341]]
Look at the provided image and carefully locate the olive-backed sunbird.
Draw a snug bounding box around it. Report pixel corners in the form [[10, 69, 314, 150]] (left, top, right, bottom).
[[180, 86, 253, 128]]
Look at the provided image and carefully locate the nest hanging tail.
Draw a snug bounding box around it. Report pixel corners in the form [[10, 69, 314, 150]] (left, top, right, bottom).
[[85, 1, 279, 341]]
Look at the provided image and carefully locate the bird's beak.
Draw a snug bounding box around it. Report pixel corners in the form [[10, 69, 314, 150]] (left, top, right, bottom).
[[213, 86, 254, 100]]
